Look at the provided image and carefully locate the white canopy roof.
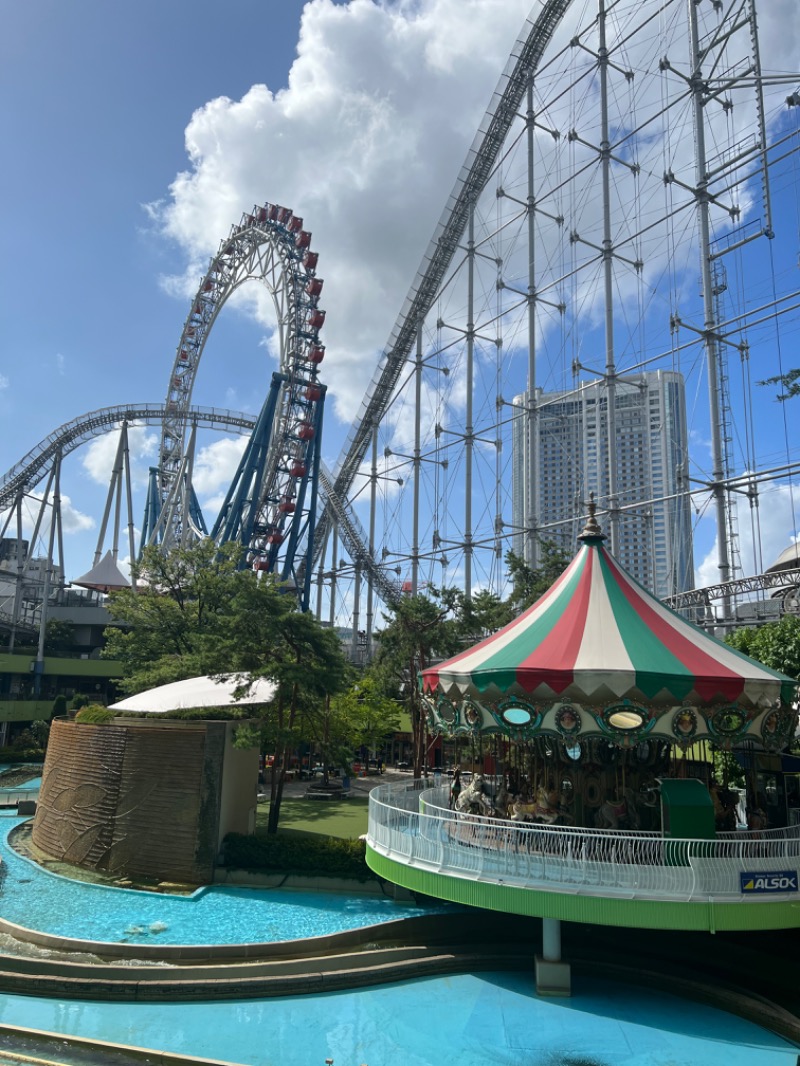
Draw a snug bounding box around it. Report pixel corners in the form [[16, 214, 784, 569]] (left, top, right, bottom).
[[109, 674, 276, 714], [72, 550, 130, 592]]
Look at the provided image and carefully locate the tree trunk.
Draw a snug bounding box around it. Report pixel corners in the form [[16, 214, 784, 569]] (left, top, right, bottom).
[[267, 697, 286, 835]]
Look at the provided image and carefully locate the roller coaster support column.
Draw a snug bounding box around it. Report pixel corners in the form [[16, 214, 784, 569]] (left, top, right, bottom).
[[212, 378, 282, 548], [525, 76, 540, 570], [365, 422, 378, 650], [351, 561, 362, 662], [329, 526, 339, 627], [464, 202, 475, 600], [4, 491, 25, 652], [34, 449, 62, 698], [535, 918, 570, 997], [412, 323, 422, 594], [282, 384, 326, 612]]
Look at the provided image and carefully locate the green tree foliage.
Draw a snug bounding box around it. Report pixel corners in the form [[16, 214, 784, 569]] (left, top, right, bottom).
[[50, 694, 68, 719], [43, 619, 75, 656], [326, 674, 402, 770], [373, 593, 462, 775], [725, 614, 800, 681], [506, 542, 572, 612], [103, 539, 348, 834], [452, 588, 513, 640], [74, 705, 116, 724], [102, 541, 247, 691], [758, 369, 800, 402]]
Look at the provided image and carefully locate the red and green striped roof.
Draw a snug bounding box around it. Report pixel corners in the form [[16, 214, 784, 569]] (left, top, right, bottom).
[[421, 536, 798, 709]]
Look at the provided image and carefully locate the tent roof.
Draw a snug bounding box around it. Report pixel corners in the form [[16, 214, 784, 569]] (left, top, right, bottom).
[[422, 532, 798, 711], [109, 674, 276, 714], [72, 550, 130, 592]]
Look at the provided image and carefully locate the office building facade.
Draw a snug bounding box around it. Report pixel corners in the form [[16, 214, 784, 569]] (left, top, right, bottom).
[[512, 371, 694, 599]]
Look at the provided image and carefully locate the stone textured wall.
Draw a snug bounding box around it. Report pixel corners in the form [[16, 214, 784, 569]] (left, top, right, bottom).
[[32, 719, 223, 884]]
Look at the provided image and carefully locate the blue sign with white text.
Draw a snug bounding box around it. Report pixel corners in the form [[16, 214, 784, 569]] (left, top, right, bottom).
[[740, 870, 798, 894]]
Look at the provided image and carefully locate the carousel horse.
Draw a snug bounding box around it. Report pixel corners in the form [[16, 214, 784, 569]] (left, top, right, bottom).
[[533, 785, 562, 825], [510, 794, 537, 822], [595, 787, 640, 831], [454, 774, 495, 817]]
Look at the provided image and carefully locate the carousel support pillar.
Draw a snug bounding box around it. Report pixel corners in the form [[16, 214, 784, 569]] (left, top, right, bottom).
[[535, 918, 571, 997]]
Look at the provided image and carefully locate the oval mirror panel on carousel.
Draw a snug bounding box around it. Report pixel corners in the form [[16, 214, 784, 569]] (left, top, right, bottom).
[[502, 706, 532, 727], [607, 708, 644, 731]]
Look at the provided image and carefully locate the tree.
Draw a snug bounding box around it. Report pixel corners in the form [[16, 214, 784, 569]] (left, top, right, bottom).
[[43, 619, 75, 656], [725, 615, 800, 681], [758, 369, 800, 402], [505, 541, 572, 612], [453, 588, 513, 640], [103, 539, 348, 833], [326, 673, 402, 772], [373, 593, 462, 776], [102, 540, 247, 692], [212, 572, 348, 832]]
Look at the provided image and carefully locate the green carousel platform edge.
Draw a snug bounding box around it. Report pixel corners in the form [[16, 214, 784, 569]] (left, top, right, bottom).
[[366, 846, 800, 932]]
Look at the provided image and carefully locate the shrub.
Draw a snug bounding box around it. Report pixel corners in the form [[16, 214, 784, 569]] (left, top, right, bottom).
[[74, 704, 116, 725], [0, 748, 44, 764], [222, 832, 372, 881], [70, 694, 90, 710], [51, 694, 68, 718]]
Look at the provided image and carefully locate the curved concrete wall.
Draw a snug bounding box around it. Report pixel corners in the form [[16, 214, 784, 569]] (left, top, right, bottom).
[[32, 718, 233, 883]]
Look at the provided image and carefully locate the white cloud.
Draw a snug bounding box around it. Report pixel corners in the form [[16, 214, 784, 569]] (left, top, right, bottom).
[[81, 425, 158, 489], [150, 0, 534, 425], [193, 436, 249, 502], [695, 481, 800, 588], [0, 492, 96, 545]]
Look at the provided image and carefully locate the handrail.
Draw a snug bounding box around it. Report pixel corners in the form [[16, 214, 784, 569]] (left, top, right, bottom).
[[367, 781, 800, 904]]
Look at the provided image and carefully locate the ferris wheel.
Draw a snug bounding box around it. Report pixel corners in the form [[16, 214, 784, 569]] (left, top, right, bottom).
[[150, 203, 327, 588]]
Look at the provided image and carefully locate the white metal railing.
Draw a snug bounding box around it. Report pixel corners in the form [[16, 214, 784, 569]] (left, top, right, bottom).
[[367, 781, 800, 904]]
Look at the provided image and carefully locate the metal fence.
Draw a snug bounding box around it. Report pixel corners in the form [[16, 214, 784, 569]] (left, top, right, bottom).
[[367, 781, 800, 903]]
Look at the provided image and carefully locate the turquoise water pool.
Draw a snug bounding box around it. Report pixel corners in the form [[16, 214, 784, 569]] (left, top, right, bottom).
[[0, 818, 446, 945], [0, 972, 795, 1065]]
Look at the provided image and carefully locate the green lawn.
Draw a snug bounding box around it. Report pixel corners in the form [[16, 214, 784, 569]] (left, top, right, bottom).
[[255, 796, 369, 840]]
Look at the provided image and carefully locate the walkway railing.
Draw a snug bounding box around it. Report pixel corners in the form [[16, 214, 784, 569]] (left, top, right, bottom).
[[367, 781, 800, 904]]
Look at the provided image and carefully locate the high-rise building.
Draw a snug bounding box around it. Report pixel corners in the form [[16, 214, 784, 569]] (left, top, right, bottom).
[[512, 371, 694, 599]]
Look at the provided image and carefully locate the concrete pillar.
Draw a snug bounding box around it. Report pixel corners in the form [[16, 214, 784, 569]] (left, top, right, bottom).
[[535, 918, 571, 996]]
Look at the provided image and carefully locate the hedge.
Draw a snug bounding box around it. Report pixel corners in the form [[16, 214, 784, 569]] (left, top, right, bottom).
[[222, 832, 373, 881]]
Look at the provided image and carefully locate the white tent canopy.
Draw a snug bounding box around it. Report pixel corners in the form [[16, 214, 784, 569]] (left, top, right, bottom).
[[72, 550, 130, 592], [109, 674, 276, 715]]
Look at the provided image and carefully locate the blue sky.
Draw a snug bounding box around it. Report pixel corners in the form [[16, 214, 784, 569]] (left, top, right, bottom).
[[1, 0, 799, 598]]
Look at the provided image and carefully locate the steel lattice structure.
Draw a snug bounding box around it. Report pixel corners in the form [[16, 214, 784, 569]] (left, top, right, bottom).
[[310, 0, 575, 577]]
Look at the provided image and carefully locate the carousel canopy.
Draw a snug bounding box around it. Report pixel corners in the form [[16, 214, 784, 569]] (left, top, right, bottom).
[[422, 524, 798, 713]]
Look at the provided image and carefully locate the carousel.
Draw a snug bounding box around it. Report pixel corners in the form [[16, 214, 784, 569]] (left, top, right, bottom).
[[365, 505, 800, 995], [419, 504, 798, 836]]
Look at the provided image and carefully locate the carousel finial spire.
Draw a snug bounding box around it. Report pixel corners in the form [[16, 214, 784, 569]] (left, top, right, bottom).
[[578, 493, 607, 543]]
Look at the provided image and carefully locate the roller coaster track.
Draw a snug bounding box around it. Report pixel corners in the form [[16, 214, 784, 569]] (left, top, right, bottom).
[[318, 463, 402, 606], [0, 405, 257, 512], [0, 404, 393, 602], [309, 0, 575, 574]]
